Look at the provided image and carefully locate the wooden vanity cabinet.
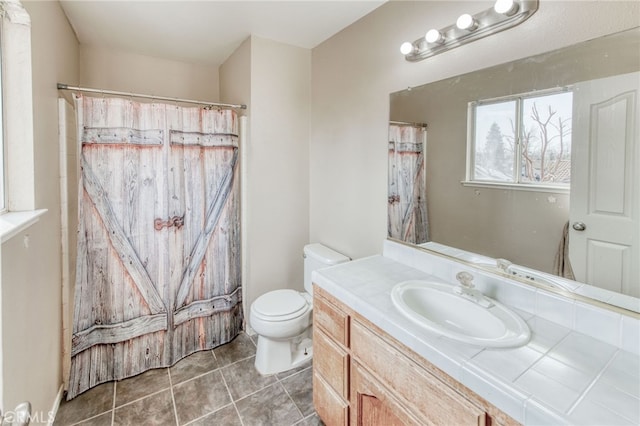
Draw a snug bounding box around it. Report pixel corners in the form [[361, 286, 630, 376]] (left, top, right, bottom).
[[313, 284, 517, 426], [313, 289, 350, 426]]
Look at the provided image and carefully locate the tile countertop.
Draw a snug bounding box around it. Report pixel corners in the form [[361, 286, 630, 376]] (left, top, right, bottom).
[[312, 255, 640, 426]]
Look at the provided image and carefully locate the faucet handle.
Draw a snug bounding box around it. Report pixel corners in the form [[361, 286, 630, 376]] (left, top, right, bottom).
[[456, 271, 474, 288], [496, 258, 512, 272]]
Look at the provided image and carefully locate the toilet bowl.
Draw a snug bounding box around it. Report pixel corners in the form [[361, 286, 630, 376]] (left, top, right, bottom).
[[250, 244, 349, 375]]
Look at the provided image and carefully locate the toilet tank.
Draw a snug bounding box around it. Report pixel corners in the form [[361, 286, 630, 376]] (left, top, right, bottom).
[[303, 243, 350, 294]]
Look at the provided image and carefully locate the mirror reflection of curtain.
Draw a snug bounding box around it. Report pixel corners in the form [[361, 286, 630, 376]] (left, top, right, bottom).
[[388, 123, 428, 244]]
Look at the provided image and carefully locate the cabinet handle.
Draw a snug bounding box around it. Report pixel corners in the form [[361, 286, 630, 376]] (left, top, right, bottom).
[[477, 412, 490, 426]]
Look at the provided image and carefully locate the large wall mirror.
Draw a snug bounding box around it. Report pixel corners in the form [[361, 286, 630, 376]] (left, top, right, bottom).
[[389, 27, 639, 314]]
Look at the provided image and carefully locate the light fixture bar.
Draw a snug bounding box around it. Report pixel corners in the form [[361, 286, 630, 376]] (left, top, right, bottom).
[[403, 0, 539, 62]]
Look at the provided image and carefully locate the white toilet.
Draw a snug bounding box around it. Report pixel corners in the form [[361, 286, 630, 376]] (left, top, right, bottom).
[[250, 243, 350, 375]]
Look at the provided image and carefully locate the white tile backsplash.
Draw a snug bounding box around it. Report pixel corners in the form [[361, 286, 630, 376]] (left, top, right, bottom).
[[573, 301, 622, 347], [620, 315, 640, 355], [535, 290, 575, 329]]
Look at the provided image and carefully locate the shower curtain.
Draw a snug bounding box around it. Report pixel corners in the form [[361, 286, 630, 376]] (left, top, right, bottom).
[[388, 123, 429, 244], [67, 95, 242, 399]]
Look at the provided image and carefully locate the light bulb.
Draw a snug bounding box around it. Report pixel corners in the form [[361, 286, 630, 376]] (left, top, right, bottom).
[[425, 29, 444, 44], [494, 0, 519, 15], [400, 42, 414, 55], [456, 14, 477, 31]]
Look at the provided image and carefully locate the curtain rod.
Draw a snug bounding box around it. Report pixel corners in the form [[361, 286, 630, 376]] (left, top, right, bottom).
[[389, 120, 427, 128], [57, 83, 247, 110]]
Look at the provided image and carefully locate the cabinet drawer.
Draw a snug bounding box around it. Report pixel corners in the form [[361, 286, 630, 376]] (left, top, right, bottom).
[[313, 290, 349, 347], [351, 319, 487, 426], [314, 328, 349, 399], [314, 370, 348, 426]]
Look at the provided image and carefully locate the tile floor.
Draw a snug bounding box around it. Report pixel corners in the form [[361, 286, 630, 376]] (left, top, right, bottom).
[[54, 333, 323, 426]]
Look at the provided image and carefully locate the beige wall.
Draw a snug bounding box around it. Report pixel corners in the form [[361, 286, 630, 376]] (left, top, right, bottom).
[[220, 36, 311, 310], [2, 0, 79, 415], [310, 0, 640, 260], [79, 45, 219, 100]]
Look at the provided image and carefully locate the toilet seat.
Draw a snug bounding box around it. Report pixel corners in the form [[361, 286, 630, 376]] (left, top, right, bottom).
[[251, 289, 309, 322]]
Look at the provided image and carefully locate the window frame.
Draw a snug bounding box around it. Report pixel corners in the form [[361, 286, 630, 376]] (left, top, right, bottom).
[[463, 86, 573, 194]]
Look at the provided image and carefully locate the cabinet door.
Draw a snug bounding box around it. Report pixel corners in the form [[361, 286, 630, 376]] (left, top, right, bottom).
[[351, 361, 422, 426], [351, 319, 488, 425]]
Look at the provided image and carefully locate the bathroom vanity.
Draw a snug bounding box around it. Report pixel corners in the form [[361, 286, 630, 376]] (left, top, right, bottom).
[[313, 285, 515, 425], [312, 240, 640, 425]]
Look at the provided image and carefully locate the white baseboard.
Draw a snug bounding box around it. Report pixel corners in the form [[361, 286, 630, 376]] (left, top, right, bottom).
[[48, 385, 64, 426]]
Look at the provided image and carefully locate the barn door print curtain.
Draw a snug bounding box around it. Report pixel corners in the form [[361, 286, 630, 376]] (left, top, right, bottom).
[[388, 123, 429, 244], [68, 95, 242, 399]]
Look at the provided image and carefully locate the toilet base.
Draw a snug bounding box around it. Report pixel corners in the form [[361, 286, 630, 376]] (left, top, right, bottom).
[[254, 329, 313, 375]]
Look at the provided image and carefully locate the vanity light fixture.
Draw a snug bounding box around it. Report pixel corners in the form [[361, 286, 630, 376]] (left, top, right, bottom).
[[456, 14, 478, 31], [400, 41, 415, 55], [494, 0, 520, 16], [401, 0, 538, 62], [425, 29, 445, 45]]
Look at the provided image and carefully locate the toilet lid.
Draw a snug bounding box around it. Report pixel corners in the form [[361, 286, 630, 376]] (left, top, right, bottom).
[[253, 289, 308, 320]]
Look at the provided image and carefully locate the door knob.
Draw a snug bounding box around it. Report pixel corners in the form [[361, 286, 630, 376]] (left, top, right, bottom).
[[572, 222, 586, 231]]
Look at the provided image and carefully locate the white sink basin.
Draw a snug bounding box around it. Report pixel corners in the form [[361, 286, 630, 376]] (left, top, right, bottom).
[[391, 280, 530, 348]]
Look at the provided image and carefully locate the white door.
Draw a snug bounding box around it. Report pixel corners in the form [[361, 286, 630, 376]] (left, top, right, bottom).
[[570, 72, 639, 297]]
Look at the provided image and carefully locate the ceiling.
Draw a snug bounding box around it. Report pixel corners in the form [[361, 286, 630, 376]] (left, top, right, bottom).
[[59, 0, 387, 66]]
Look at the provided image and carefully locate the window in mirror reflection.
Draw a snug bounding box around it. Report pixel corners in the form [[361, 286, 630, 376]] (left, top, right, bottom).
[[469, 89, 573, 188]]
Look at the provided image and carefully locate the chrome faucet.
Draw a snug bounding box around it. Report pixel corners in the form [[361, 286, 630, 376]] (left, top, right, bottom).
[[453, 271, 494, 308]]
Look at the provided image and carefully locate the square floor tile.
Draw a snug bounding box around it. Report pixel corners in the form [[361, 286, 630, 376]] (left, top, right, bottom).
[[55, 382, 114, 425], [236, 383, 303, 426], [115, 368, 170, 407], [221, 356, 276, 401], [113, 389, 175, 426], [213, 333, 256, 367], [76, 411, 113, 426], [295, 413, 325, 426], [173, 370, 231, 425], [280, 367, 314, 417], [276, 360, 312, 380], [170, 350, 218, 386], [188, 404, 242, 426]]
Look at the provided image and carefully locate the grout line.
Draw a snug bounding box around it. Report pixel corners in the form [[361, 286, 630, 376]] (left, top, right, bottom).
[[278, 379, 305, 422], [110, 386, 172, 411], [168, 367, 180, 426], [67, 410, 112, 426], [182, 403, 236, 426], [219, 363, 245, 426], [293, 412, 319, 425], [171, 366, 221, 388], [566, 348, 620, 415], [111, 381, 117, 426]]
